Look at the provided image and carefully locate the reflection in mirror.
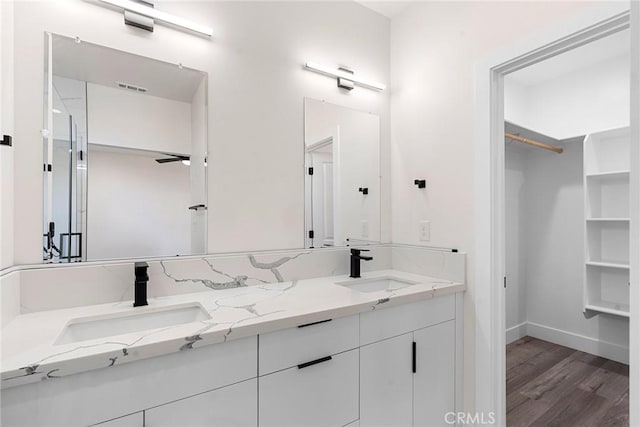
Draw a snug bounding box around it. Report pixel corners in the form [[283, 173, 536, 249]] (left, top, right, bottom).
[[304, 98, 380, 248], [43, 33, 208, 263]]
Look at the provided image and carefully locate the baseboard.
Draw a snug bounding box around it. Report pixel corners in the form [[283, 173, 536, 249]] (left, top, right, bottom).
[[506, 322, 528, 344], [526, 321, 629, 365]]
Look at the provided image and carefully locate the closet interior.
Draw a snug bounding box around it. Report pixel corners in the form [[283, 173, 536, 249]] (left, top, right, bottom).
[[504, 28, 631, 424]]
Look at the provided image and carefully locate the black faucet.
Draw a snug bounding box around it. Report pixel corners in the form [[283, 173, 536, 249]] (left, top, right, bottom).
[[133, 262, 149, 307], [350, 249, 373, 278]]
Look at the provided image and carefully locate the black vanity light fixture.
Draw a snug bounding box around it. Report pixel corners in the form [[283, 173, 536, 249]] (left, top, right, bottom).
[[359, 187, 369, 195], [305, 62, 386, 91], [98, 0, 213, 37], [414, 179, 426, 189]]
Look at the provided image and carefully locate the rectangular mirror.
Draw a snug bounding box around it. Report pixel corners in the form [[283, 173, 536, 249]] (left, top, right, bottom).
[[304, 98, 381, 248], [43, 33, 208, 263]]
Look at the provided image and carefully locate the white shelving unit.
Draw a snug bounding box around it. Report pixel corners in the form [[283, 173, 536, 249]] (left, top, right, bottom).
[[583, 127, 630, 318]]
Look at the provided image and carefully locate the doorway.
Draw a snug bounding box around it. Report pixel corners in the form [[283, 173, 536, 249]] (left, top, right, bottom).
[[503, 28, 630, 424], [473, 5, 637, 426]]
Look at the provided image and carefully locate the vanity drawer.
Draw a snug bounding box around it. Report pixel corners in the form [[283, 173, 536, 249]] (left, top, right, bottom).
[[259, 314, 359, 375], [258, 348, 359, 427], [360, 294, 455, 345]]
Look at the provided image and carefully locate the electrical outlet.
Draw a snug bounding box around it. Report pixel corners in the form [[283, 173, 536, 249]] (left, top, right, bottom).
[[361, 220, 369, 238], [419, 220, 430, 242]]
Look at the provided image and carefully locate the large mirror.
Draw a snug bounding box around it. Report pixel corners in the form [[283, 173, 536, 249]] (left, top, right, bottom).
[[43, 34, 208, 263], [304, 98, 381, 248]]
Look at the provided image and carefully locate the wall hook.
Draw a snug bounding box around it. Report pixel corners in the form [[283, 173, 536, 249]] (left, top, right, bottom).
[[188, 204, 208, 211], [358, 187, 369, 195], [414, 179, 426, 189], [1, 135, 13, 147]]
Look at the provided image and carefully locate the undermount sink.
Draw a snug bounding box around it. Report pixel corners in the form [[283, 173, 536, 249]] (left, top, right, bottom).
[[335, 276, 420, 293], [55, 303, 210, 345]]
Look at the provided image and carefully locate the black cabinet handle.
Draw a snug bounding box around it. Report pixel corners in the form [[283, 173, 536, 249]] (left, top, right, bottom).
[[188, 204, 207, 210], [412, 342, 417, 373], [298, 319, 332, 328], [298, 355, 332, 370]]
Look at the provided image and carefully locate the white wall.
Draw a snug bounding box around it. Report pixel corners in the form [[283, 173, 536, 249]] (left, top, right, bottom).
[[505, 146, 527, 335], [52, 76, 87, 142], [305, 99, 381, 245], [87, 83, 192, 154], [51, 139, 71, 252], [0, 271, 20, 328], [504, 78, 530, 129], [86, 147, 191, 260], [505, 55, 630, 139], [9, 1, 390, 264], [390, 0, 608, 412], [0, 0, 15, 270], [190, 78, 207, 254], [338, 111, 381, 244]]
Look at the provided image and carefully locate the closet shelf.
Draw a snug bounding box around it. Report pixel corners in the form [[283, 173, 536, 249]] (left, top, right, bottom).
[[586, 261, 630, 270], [586, 218, 630, 222], [585, 302, 630, 318], [586, 170, 630, 179], [582, 127, 631, 320]]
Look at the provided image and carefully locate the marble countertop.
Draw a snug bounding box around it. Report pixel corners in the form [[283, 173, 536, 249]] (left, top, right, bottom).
[[1, 269, 464, 389]]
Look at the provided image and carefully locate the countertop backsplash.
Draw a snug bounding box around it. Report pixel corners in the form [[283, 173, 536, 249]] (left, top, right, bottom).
[[0, 244, 465, 327]]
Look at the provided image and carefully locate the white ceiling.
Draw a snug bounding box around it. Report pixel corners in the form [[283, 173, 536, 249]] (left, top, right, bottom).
[[52, 34, 206, 103], [355, 1, 411, 19], [507, 29, 630, 86]]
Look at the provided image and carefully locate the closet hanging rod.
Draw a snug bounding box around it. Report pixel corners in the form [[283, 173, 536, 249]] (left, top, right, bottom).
[[505, 132, 563, 154]]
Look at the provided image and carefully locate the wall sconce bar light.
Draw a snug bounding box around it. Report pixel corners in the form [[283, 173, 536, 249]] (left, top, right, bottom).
[[98, 0, 213, 37], [305, 62, 386, 91]]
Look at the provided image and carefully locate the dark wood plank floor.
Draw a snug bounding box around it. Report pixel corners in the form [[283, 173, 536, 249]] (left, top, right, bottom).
[[507, 336, 629, 427]]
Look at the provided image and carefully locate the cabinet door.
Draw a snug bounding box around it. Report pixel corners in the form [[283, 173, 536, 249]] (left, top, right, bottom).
[[413, 320, 455, 427], [92, 412, 143, 427], [259, 349, 359, 427], [360, 333, 413, 427], [145, 378, 257, 427]]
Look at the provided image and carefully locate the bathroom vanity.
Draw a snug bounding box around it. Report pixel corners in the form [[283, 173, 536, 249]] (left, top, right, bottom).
[[1, 267, 464, 427], [0, 21, 465, 427]]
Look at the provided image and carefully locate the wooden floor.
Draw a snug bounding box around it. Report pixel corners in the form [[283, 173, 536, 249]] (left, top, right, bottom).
[[507, 336, 629, 427]]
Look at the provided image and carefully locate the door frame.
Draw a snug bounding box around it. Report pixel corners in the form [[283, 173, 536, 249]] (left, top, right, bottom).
[[473, 4, 637, 425]]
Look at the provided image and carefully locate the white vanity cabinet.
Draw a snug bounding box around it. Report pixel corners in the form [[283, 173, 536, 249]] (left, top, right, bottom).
[[258, 314, 360, 427], [359, 295, 457, 427], [145, 379, 257, 427], [360, 333, 414, 426], [1, 337, 258, 427], [94, 413, 143, 427], [257, 294, 459, 427], [413, 321, 456, 427], [259, 349, 359, 427], [93, 379, 257, 427], [1, 293, 462, 427]]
